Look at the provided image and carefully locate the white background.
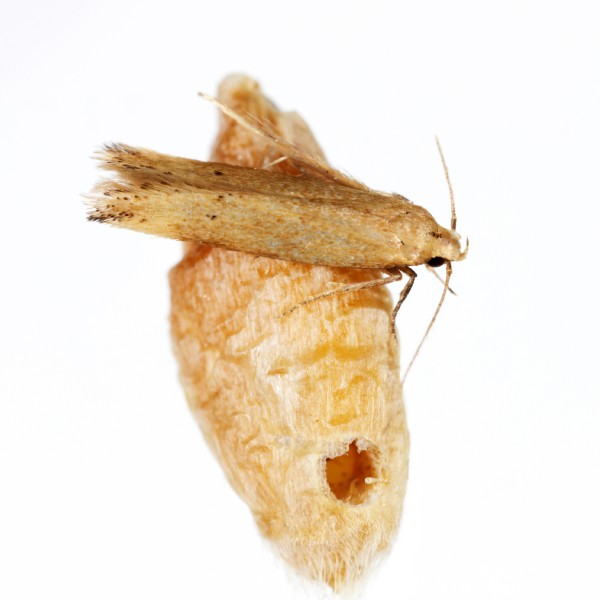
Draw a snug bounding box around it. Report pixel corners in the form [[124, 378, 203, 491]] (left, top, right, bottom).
[[1, 1, 599, 598]]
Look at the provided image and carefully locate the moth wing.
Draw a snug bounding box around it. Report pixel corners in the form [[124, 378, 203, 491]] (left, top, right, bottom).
[[93, 143, 232, 190], [90, 143, 353, 198], [87, 144, 370, 240]]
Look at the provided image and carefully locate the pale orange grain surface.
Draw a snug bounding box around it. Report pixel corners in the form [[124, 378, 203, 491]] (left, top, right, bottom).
[[169, 75, 409, 591]]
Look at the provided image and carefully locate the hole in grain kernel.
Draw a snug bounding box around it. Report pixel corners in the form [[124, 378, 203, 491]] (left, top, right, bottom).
[[325, 440, 378, 504]]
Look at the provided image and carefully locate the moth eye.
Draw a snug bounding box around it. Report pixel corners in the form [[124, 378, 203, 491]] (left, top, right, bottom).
[[427, 256, 446, 268]]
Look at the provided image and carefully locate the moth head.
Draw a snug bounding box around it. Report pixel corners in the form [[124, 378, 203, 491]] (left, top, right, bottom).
[[426, 243, 468, 271], [421, 222, 466, 267]]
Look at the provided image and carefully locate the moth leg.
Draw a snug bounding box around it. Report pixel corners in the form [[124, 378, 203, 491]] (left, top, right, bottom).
[[426, 264, 456, 296], [262, 156, 289, 169], [282, 271, 405, 319], [389, 266, 417, 338]]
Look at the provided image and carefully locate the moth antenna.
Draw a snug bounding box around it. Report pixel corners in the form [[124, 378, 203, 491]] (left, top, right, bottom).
[[402, 261, 452, 383], [435, 136, 456, 231]]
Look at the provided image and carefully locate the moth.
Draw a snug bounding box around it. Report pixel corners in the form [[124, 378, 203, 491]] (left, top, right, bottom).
[[88, 93, 468, 333]]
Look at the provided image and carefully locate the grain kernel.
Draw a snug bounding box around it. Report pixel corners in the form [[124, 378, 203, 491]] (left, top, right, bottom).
[[169, 75, 409, 591]]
